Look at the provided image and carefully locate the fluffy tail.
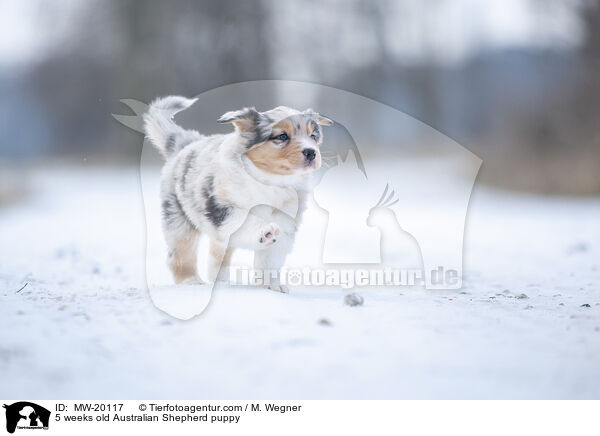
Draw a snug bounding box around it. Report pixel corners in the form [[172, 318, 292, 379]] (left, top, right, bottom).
[[143, 96, 200, 159]]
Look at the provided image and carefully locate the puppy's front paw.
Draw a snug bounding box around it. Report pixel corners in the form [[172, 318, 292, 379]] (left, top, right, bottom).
[[259, 223, 280, 247], [266, 283, 289, 293]]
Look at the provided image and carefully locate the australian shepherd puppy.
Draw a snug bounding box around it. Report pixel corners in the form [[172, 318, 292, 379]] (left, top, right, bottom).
[[143, 96, 332, 292]]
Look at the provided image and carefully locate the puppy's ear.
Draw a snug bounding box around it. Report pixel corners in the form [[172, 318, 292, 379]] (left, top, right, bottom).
[[218, 107, 261, 132], [305, 108, 333, 126]]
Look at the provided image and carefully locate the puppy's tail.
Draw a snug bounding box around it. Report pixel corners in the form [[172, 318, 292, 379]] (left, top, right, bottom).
[[143, 96, 201, 159]]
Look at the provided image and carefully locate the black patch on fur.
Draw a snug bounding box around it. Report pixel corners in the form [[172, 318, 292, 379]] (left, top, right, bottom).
[[166, 134, 196, 156], [161, 198, 176, 222], [310, 120, 321, 141], [166, 134, 177, 153], [161, 192, 194, 228], [246, 113, 272, 149], [202, 175, 232, 227], [179, 150, 196, 193]]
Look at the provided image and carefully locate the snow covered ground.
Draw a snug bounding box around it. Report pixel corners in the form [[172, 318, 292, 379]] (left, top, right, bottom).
[[1, 165, 599, 399]]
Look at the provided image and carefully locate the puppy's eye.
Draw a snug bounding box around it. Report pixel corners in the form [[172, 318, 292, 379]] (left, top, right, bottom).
[[276, 133, 289, 141], [310, 134, 318, 141]]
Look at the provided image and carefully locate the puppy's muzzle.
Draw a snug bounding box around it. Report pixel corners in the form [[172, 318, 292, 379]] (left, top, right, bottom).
[[302, 148, 316, 162]]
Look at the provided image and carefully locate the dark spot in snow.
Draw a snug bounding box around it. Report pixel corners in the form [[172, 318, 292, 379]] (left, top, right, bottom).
[[516, 293, 528, 299], [344, 293, 364, 307], [581, 303, 591, 308], [73, 311, 90, 321], [567, 242, 589, 254], [318, 318, 332, 326]]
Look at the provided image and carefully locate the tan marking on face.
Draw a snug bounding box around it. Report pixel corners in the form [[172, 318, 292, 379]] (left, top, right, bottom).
[[246, 118, 321, 175], [246, 140, 303, 175], [272, 119, 293, 137]]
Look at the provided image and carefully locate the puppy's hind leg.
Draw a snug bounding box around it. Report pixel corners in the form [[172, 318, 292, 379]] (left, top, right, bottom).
[[165, 227, 202, 284], [161, 197, 202, 284]]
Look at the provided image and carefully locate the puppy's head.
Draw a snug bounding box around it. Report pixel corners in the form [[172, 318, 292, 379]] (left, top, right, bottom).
[[218, 106, 333, 175]]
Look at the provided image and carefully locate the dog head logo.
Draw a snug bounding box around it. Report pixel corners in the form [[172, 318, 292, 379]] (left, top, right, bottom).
[[3, 402, 50, 434]]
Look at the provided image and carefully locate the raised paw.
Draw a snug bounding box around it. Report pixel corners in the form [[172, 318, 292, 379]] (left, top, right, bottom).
[[259, 223, 280, 247]]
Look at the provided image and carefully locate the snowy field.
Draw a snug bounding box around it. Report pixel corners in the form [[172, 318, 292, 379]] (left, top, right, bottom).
[[1, 165, 599, 399]]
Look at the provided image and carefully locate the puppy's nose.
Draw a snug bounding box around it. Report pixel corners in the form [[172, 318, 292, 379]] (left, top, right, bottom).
[[302, 148, 316, 161]]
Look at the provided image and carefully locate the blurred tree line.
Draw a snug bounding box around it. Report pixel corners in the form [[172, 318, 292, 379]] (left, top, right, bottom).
[[1, 0, 599, 194]]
